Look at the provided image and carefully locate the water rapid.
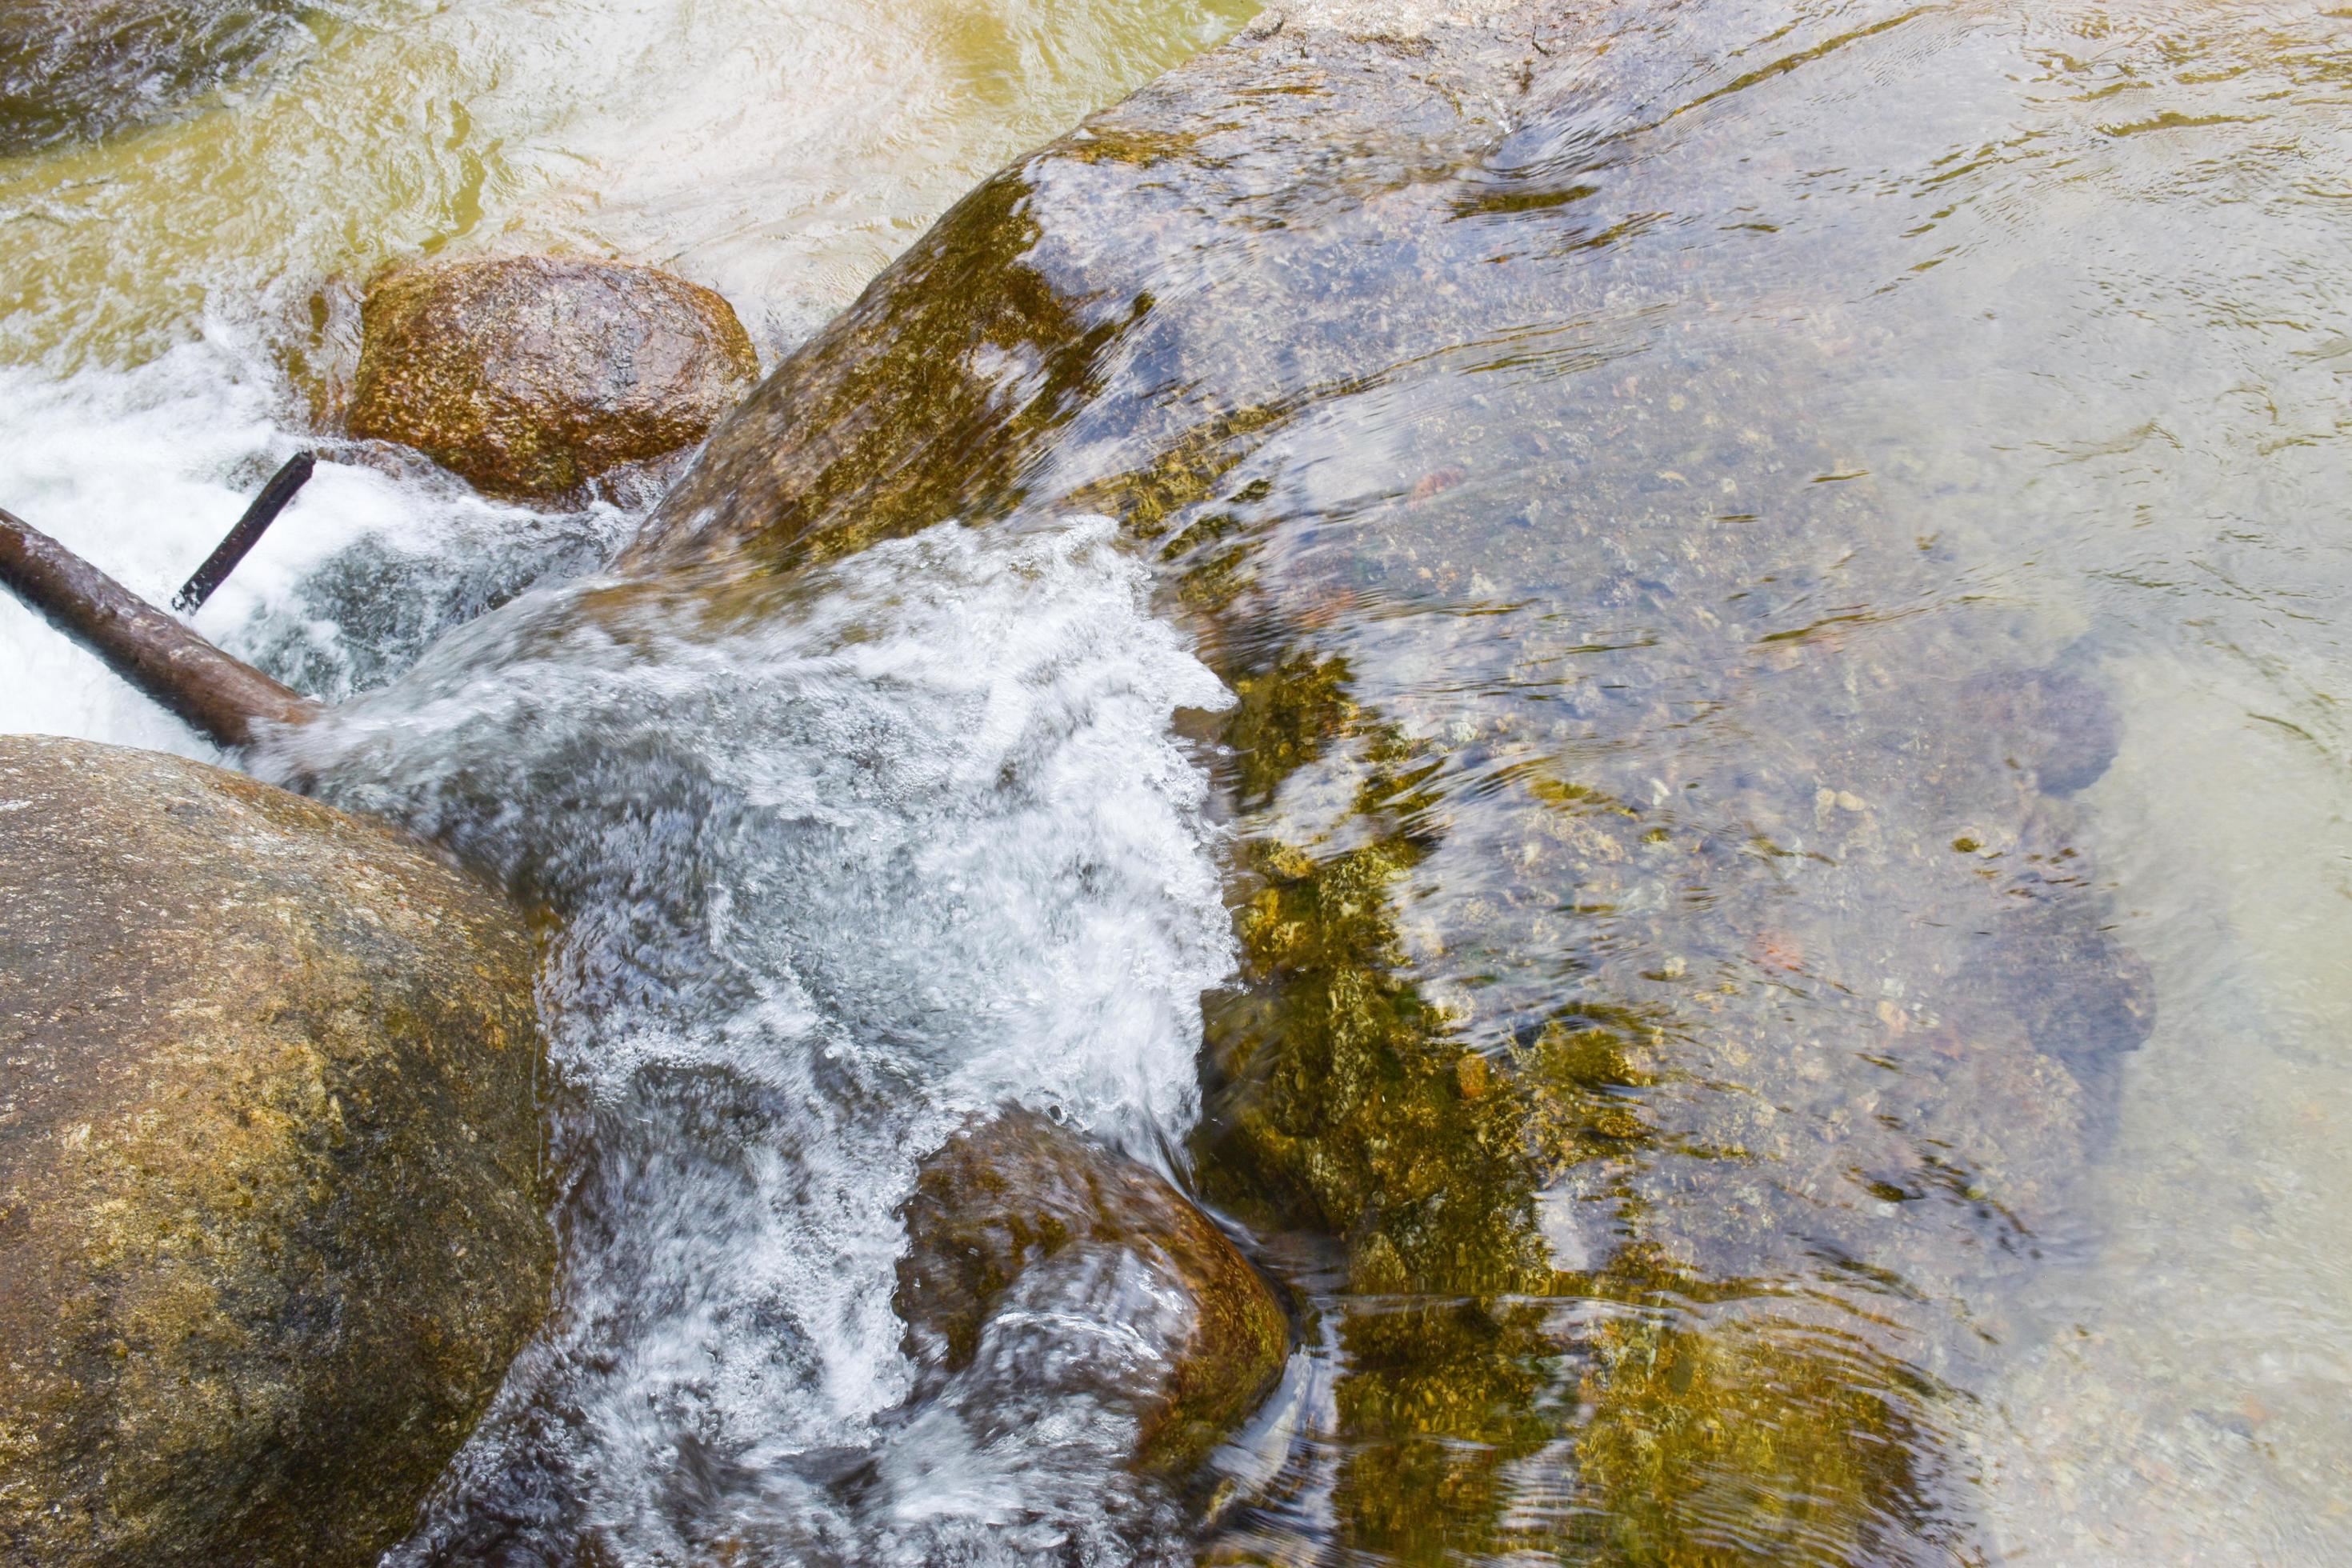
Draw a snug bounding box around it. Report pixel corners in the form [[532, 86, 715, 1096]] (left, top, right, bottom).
[[264, 521, 1234, 1563], [6, 0, 2352, 1561]]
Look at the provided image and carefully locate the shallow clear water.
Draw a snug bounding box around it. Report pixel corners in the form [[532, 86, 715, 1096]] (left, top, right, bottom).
[[6, 0, 2352, 1562]]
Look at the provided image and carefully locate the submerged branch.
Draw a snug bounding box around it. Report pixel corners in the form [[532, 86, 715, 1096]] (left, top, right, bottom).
[[0, 506, 320, 748]]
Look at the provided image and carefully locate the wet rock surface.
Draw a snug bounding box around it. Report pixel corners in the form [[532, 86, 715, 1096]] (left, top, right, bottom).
[[606, 0, 2170, 1555], [625, 0, 1560, 575], [897, 1110, 1289, 1474], [0, 0, 302, 154], [0, 736, 551, 1567], [347, 255, 759, 499]]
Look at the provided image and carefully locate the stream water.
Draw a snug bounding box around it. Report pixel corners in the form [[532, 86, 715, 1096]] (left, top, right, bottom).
[[6, 0, 2352, 1563]]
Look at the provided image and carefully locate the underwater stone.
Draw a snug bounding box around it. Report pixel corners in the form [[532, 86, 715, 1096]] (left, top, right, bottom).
[[0, 735, 551, 1567], [347, 255, 759, 499], [1955, 665, 2122, 797], [0, 0, 302, 154], [896, 1110, 1289, 1474]]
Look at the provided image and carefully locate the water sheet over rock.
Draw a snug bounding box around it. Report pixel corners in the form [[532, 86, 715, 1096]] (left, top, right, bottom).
[[0, 0, 303, 154], [601, 0, 2230, 1554]]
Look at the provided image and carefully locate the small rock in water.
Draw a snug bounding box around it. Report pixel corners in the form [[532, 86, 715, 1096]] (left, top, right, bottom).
[[0, 736, 552, 1568], [897, 1110, 1290, 1474], [1958, 665, 2122, 797], [346, 255, 761, 499], [1455, 1051, 1492, 1099], [0, 0, 302, 154]]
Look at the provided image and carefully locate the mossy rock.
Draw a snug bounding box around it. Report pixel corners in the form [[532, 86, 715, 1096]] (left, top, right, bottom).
[[346, 256, 760, 499], [0, 735, 552, 1567], [0, 0, 302, 155], [897, 1110, 1288, 1474]]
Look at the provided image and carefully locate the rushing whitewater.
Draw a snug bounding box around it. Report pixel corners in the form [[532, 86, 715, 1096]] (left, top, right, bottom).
[[264, 519, 1235, 1563], [0, 345, 635, 746], [8, 0, 2352, 1558]]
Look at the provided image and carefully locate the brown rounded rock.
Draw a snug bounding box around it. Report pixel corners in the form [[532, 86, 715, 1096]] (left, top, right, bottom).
[[0, 735, 553, 1567], [897, 1110, 1289, 1474], [0, 0, 301, 154], [346, 256, 761, 499]]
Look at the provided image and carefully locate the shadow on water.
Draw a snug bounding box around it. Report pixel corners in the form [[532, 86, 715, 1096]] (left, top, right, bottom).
[[255, 0, 2352, 1558]]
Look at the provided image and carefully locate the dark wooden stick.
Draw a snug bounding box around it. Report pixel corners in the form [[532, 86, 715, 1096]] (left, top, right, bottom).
[[173, 450, 316, 614], [0, 506, 321, 748]]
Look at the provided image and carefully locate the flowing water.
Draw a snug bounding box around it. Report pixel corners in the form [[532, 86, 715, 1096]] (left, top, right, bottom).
[[0, 0, 1251, 742], [6, 0, 2352, 1563], [277, 523, 1238, 1563]]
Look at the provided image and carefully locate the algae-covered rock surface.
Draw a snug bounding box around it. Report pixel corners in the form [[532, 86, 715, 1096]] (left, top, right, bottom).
[[898, 1110, 1288, 1474], [0, 0, 302, 154], [0, 735, 551, 1567], [347, 255, 760, 499], [606, 0, 2172, 1554]]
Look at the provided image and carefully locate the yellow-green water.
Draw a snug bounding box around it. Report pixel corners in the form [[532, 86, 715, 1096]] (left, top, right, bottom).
[[0, 0, 1254, 370]]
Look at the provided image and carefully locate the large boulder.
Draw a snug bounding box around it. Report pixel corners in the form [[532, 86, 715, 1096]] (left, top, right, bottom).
[[0, 736, 552, 1567], [346, 256, 761, 500], [0, 0, 302, 155], [896, 1110, 1288, 1474]]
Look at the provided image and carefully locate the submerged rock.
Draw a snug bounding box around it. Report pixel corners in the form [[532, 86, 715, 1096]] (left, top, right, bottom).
[[0, 736, 551, 1567], [0, 0, 302, 155], [586, 0, 2168, 1554], [1955, 664, 2122, 798], [346, 256, 759, 500], [897, 1110, 1288, 1474]]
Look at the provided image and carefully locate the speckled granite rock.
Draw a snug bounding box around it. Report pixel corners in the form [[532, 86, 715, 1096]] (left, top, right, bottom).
[[346, 256, 759, 500], [0, 735, 551, 1567], [0, 0, 302, 154], [898, 1111, 1288, 1474]]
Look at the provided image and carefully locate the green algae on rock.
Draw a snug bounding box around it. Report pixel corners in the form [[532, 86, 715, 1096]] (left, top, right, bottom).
[[489, 0, 2177, 1554], [621, 0, 1550, 578], [346, 256, 760, 500], [0, 0, 302, 155], [0, 735, 552, 1568], [898, 1110, 1289, 1474]]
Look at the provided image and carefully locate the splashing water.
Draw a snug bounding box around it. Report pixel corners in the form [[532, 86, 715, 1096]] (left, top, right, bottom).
[[8, 0, 2352, 1558], [263, 518, 1236, 1563], [0, 343, 634, 750]]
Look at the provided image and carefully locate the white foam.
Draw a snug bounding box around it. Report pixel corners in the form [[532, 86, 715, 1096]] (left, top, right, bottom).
[[0, 341, 635, 749], [274, 518, 1235, 1562], [0, 344, 278, 756]]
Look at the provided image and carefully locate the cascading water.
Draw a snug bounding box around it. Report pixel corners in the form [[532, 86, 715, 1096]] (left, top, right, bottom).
[[8, 0, 2352, 1560], [0, 345, 637, 746], [264, 520, 1236, 1563]]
